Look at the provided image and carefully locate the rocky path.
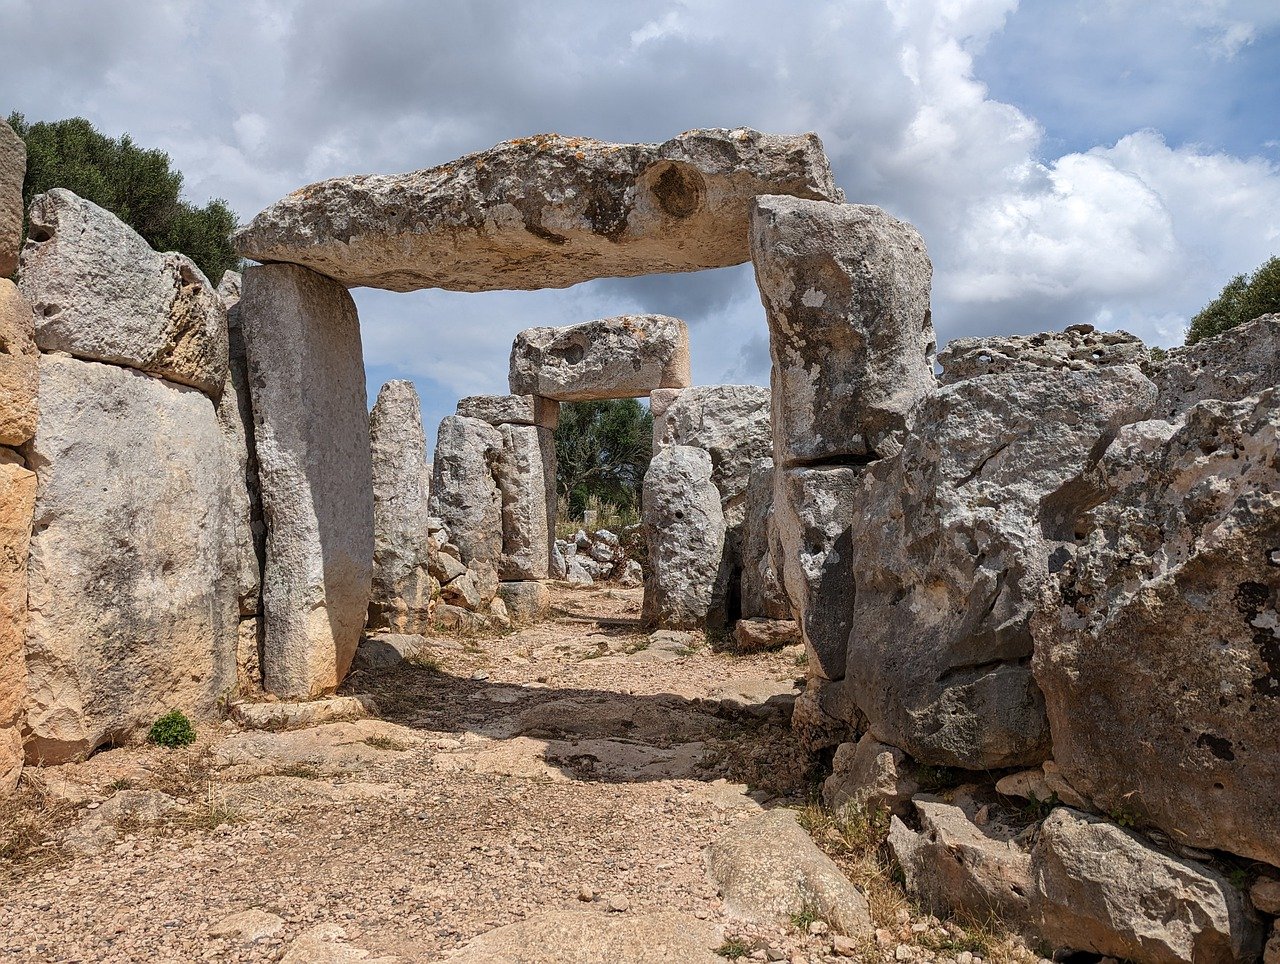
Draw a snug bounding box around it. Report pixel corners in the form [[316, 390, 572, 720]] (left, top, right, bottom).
[[0, 585, 825, 963]]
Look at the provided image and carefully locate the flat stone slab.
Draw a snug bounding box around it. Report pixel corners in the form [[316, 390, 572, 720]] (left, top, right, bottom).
[[234, 128, 841, 292], [456, 394, 559, 429], [449, 910, 723, 963], [229, 695, 377, 730]]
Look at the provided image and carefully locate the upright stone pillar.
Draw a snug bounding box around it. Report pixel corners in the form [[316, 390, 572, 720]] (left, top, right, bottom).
[[369, 380, 434, 634], [240, 264, 373, 698]]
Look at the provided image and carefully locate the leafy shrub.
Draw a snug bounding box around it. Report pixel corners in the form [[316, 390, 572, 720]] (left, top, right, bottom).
[[148, 710, 196, 748]]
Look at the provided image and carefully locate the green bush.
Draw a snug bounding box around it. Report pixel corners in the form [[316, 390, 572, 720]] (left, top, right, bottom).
[[1186, 255, 1280, 344], [148, 710, 196, 748]]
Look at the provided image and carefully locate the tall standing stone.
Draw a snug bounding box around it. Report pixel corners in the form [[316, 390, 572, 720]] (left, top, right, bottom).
[[240, 264, 373, 699], [0, 454, 35, 791], [369, 380, 435, 634], [0, 280, 39, 447], [430, 415, 504, 572], [642, 445, 726, 630], [21, 355, 239, 761], [0, 119, 23, 278], [750, 196, 935, 465], [494, 423, 556, 581], [740, 460, 791, 621]]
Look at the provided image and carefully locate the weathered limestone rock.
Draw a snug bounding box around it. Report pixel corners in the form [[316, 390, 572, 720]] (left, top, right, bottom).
[[235, 128, 841, 292], [706, 809, 872, 936], [994, 762, 1087, 810], [229, 695, 375, 731], [739, 460, 790, 621], [449, 910, 724, 964], [495, 423, 555, 580], [731, 617, 799, 652], [1148, 313, 1280, 418], [888, 799, 1032, 926], [939, 323, 1147, 384], [236, 617, 262, 694], [1030, 808, 1263, 962], [1251, 876, 1280, 916], [1032, 389, 1280, 866], [456, 393, 559, 429], [772, 466, 859, 681], [496, 581, 551, 626], [1, 455, 35, 791], [822, 733, 918, 817], [430, 415, 504, 573], [19, 189, 228, 396], [368, 380, 435, 634], [0, 119, 23, 277], [641, 446, 725, 629], [0, 281, 39, 447], [509, 314, 690, 401], [21, 354, 238, 761], [750, 196, 935, 465], [240, 264, 373, 699], [843, 365, 1156, 769]]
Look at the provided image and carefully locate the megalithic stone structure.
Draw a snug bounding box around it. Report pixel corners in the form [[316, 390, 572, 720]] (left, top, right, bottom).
[[240, 263, 374, 699]]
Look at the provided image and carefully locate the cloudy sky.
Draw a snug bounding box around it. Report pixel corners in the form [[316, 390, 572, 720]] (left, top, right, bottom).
[[2, 0, 1278, 434]]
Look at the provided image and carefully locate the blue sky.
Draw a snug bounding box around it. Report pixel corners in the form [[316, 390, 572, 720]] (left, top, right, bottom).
[[1, 0, 1278, 440]]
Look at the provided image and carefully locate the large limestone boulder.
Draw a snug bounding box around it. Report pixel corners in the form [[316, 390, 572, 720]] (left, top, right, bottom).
[[888, 798, 1032, 927], [0, 118, 23, 277], [938, 323, 1147, 384], [771, 466, 859, 681], [509, 314, 690, 401], [739, 460, 790, 621], [1147, 313, 1280, 418], [240, 264, 373, 699], [0, 455, 35, 791], [19, 189, 228, 396], [494, 423, 555, 581], [750, 196, 935, 465], [430, 415, 504, 571], [368, 380, 435, 634], [641, 445, 725, 629], [234, 128, 841, 292], [21, 354, 239, 762], [1030, 808, 1263, 962], [706, 809, 872, 937], [1032, 389, 1280, 866], [456, 393, 559, 429], [0, 280, 39, 447], [842, 364, 1156, 769]]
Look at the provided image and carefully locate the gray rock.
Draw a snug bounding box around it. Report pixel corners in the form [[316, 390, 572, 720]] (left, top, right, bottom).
[[1148, 313, 1280, 418], [0, 457, 35, 791], [240, 264, 373, 699], [21, 354, 238, 762], [235, 128, 841, 292], [456, 393, 559, 429], [368, 380, 435, 634], [1032, 388, 1280, 866], [20, 189, 228, 396], [739, 460, 790, 621], [0, 280, 39, 448], [939, 324, 1147, 384], [566, 558, 594, 586], [510, 314, 690, 401], [618, 559, 644, 588], [496, 581, 551, 626], [843, 365, 1157, 769], [731, 618, 799, 652], [494, 424, 555, 580], [641, 446, 726, 630], [430, 415, 504, 573], [430, 545, 468, 585], [772, 466, 859, 681], [0, 119, 23, 277], [1030, 808, 1263, 962], [550, 542, 568, 580], [706, 809, 872, 936], [750, 197, 935, 465], [235, 617, 262, 694], [888, 799, 1031, 926], [823, 734, 918, 817]]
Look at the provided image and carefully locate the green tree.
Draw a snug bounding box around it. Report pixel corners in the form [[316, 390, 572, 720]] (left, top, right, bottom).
[[7, 112, 240, 283], [555, 399, 653, 517], [1187, 256, 1280, 344]]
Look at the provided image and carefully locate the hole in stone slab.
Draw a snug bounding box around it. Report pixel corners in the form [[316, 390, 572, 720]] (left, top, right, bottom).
[[27, 226, 52, 243], [673, 510, 684, 520], [648, 162, 704, 219], [562, 343, 585, 365]]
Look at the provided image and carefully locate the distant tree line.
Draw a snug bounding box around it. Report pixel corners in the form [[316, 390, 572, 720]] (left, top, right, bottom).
[[554, 399, 653, 519], [1187, 255, 1280, 344], [7, 113, 239, 283]]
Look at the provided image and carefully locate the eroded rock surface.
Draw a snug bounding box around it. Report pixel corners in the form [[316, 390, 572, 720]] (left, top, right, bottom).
[[938, 323, 1147, 384], [494, 423, 555, 580], [739, 460, 791, 621], [22, 354, 238, 761], [456, 393, 559, 429], [430, 415, 504, 572], [20, 189, 228, 396], [1033, 389, 1280, 866], [449, 911, 723, 964], [509, 314, 690, 401], [0, 118, 23, 277], [751, 196, 935, 465], [1147, 313, 1280, 418], [369, 380, 435, 634], [822, 733, 917, 817], [241, 264, 373, 699], [0, 456, 35, 790], [0, 280, 39, 447], [235, 128, 841, 292]]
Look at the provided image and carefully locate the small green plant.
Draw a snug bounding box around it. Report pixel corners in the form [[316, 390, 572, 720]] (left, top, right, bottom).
[[1018, 791, 1059, 820], [716, 937, 751, 959], [148, 710, 196, 748], [1148, 345, 1168, 362], [106, 778, 134, 792], [406, 652, 442, 673], [1108, 804, 1137, 829], [1227, 867, 1249, 891], [789, 906, 819, 931]]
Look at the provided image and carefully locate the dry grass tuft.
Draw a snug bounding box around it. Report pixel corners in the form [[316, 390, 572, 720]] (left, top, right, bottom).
[[0, 777, 77, 877]]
